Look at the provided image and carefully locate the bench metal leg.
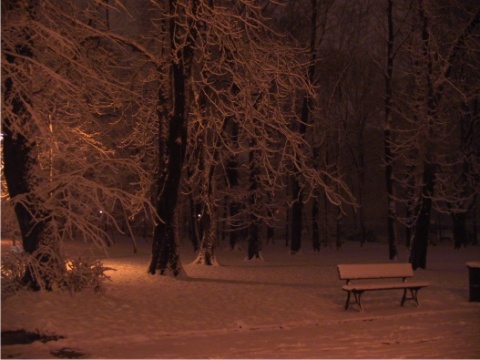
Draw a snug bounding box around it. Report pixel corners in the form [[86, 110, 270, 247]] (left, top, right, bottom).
[[345, 291, 364, 311], [401, 288, 420, 306], [344, 291, 351, 310]]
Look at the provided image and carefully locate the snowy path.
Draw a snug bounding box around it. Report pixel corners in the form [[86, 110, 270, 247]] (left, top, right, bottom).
[[3, 307, 479, 358], [85, 308, 480, 359]]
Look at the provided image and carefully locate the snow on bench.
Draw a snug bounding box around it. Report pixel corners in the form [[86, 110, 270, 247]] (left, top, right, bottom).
[[337, 263, 429, 311]]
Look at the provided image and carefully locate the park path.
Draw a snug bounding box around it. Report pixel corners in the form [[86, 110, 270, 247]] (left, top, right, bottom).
[[4, 307, 478, 359]]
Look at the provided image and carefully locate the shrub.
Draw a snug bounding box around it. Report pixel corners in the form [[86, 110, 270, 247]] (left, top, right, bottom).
[[1, 245, 115, 297]]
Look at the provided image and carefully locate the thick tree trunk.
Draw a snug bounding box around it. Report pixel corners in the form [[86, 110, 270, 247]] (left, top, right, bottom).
[[3, 117, 50, 290], [3, 17, 54, 289], [148, 0, 191, 276]]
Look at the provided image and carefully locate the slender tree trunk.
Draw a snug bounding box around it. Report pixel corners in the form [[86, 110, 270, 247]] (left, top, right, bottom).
[[188, 195, 200, 252], [452, 212, 468, 249], [290, 179, 303, 254], [247, 148, 262, 260], [229, 201, 240, 249], [290, 0, 317, 255], [405, 168, 416, 248], [335, 208, 342, 250], [312, 199, 320, 251], [473, 205, 478, 246], [385, 0, 398, 260], [409, 162, 435, 269], [358, 197, 367, 246], [285, 205, 290, 247], [248, 221, 262, 260], [226, 120, 241, 250], [323, 192, 330, 247], [194, 180, 218, 264], [193, 138, 218, 265], [266, 197, 275, 245]]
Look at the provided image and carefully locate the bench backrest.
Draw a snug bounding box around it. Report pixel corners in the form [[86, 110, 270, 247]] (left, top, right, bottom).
[[337, 263, 414, 281]]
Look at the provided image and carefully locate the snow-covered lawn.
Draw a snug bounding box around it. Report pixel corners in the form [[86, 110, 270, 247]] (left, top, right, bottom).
[[2, 237, 480, 359]]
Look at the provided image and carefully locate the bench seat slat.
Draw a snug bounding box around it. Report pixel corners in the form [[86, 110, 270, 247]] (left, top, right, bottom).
[[343, 281, 430, 292]]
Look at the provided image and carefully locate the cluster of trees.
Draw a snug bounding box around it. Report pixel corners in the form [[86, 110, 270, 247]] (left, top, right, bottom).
[[2, 0, 479, 290]]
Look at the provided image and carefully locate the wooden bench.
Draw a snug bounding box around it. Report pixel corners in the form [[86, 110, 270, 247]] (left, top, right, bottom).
[[337, 263, 429, 311]]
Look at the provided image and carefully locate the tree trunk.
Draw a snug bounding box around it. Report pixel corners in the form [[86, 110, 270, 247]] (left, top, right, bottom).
[[409, 163, 435, 269], [473, 205, 478, 246], [226, 147, 241, 249], [193, 151, 218, 265], [188, 195, 200, 252], [290, 179, 303, 254], [229, 201, 240, 249], [312, 199, 320, 251], [247, 149, 262, 260], [285, 206, 290, 247], [385, 0, 398, 260], [194, 199, 218, 265], [335, 209, 342, 250], [148, 0, 192, 276], [289, 0, 317, 255], [2, 10, 54, 289], [247, 220, 262, 260], [452, 212, 468, 249], [267, 202, 275, 245]]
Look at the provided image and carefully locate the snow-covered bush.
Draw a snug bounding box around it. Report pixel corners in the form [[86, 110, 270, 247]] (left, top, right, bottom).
[[1, 246, 28, 298], [63, 256, 115, 294], [1, 246, 115, 297]]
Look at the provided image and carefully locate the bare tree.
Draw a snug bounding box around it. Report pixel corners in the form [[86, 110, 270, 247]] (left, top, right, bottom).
[[134, 0, 356, 271], [1, 0, 153, 289], [390, 0, 480, 268]]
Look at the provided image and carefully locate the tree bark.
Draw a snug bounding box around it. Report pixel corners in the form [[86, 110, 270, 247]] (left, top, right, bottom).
[[148, 0, 193, 276], [409, 162, 435, 269], [452, 212, 468, 249]]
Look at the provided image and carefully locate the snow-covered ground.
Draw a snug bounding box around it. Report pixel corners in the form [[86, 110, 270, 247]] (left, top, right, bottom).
[[2, 236, 480, 359]]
